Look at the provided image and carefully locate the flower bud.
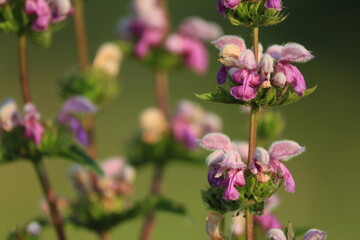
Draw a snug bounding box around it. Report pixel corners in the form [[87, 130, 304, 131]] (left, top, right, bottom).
[[260, 53, 274, 75], [140, 108, 169, 144], [26, 221, 41, 235], [93, 43, 123, 77], [206, 212, 224, 240], [272, 72, 286, 87], [265, 0, 282, 11], [0, 99, 21, 131], [219, 44, 242, 67], [302, 229, 327, 240], [267, 228, 286, 240]]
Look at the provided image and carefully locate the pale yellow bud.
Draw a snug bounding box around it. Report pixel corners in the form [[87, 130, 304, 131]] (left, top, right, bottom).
[[206, 212, 224, 240], [219, 44, 242, 67], [93, 43, 123, 77], [139, 108, 169, 144]]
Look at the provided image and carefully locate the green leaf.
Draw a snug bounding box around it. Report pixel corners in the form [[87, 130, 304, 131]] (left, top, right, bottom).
[[284, 222, 296, 240], [195, 86, 249, 105], [59, 145, 103, 175], [28, 29, 52, 48], [280, 85, 317, 106]]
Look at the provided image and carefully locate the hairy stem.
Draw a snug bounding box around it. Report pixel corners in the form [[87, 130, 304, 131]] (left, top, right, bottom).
[[246, 27, 261, 240], [34, 160, 67, 240], [18, 33, 66, 240], [18, 34, 31, 104]]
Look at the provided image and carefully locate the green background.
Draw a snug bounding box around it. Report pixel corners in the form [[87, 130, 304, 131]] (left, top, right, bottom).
[[1, 0, 359, 239]]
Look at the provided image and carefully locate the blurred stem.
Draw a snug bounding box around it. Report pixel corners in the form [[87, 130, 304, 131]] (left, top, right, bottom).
[[18, 33, 31, 104], [155, 69, 170, 118], [73, 0, 89, 70], [18, 32, 66, 240], [33, 160, 67, 240], [99, 232, 111, 240]]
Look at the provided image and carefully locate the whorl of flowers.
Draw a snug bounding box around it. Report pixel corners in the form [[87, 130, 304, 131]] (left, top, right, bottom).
[[212, 35, 314, 101], [25, 0, 73, 31], [199, 133, 305, 201], [267, 228, 327, 240]]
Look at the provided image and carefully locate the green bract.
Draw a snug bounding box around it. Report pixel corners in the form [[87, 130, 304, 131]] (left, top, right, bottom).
[[225, 0, 288, 27], [59, 68, 119, 106], [196, 85, 317, 108], [69, 195, 187, 234]]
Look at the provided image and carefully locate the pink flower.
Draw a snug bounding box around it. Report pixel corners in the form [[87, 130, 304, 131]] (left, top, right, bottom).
[[25, 0, 52, 31], [172, 101, 222, 150], [178, 17, 223, 41], [268, 43, 314, 96], [254, 195, 282, 231], [200, 133, 246, 200], [23, 103, 44, 146], [267, 228, 327, 240], [250, 140, 305, 193]]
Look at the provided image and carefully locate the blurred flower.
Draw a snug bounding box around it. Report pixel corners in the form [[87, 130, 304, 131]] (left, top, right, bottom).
[[93, 43, 123, 77], [58, 96, 97, 146], [139, 107, 169, 144], [0, 0, 7, 6], [267, 228, 287, 240], [26, 221, 41, 235], [206, 212, 224, 240], [23, 103, 44, 146], [39, 197, 68, 220], [249, 140, 305, 193], [0, 98, 21, 131], [200, 133, 246, 200], [25, 0, 72, 31], [165, 17, 222, 74], [172, 100, 222, 150], [254, 195, 282, 231]]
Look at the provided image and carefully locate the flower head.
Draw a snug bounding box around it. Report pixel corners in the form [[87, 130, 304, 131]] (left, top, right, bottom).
[[23, 103, 44, 145], [200, 133, 246, 200]]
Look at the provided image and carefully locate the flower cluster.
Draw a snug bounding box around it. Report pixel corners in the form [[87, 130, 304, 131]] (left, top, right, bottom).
[[25, 0, 72, 31], [139, 100, 222, 150], [0, 99, 44, 145], [212, 35, 314, 101], [165, 17, 223, 74], [267, 228, 327, 240], [68, 157, 136, 209], [217, 0, 283, 14], [119, 0, 222, 74], [200, 133, 305, 201]]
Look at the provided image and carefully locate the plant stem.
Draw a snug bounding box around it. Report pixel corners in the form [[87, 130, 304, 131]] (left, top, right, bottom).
[[33, 160, 67, 240], [99, 232, 111, 240], [139, 69, 169, 240], [252, 27, 259, 63], [73, 0, 89, 70], [245, 26, 261, 240], [18, 33, 31, 104], [18, 33, 66, 240]]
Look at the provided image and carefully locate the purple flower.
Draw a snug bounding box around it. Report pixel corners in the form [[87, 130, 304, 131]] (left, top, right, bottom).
[[58, 97, 97, 146], [135, 28, 166, 58], [265, 0, 282, 11], [25, 0, 52, 31], [49, 0, 73, 22], [0, 0, 7, 5], [224, 0, 241, 9], [302, 229, 327, 240], [200, 133, 246, 200], [23, 103, 44, 146], [171, 101, 222, 150], [268, 43, 314, 96]]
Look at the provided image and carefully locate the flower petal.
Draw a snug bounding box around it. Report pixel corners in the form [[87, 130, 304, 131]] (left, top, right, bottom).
[[222, 170, 240, 200], [269, 140, 305, 161], [253, 147, 270, 166], [211, 35, 246, 51], [302, 229, 327, 240], [206, 212, 224, 240], [278, 162, 296, 193], [199, 133, 233, 152], [267, 229, 287, 240], [280, 43, 314, 63], [61, 96, 97, 114], [217, 65, 228, 84], [23, 103, 44, 146], [178, 17, 223, 41], [266, 44, 283, 60], [254, 213, 282, 231], [220, 150, 246, 169], [237, 50, 257, 69]]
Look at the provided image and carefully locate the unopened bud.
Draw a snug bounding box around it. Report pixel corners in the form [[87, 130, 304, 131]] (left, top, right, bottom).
[[272, 72, 286, 87]]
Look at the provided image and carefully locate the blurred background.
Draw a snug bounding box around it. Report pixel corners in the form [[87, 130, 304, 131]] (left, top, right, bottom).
[[1, 0, 360, 239]]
